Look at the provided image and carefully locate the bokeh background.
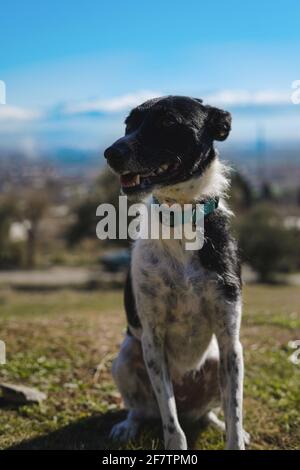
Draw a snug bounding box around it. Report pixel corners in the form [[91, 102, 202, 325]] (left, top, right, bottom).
[[0, 0, 299, 450]]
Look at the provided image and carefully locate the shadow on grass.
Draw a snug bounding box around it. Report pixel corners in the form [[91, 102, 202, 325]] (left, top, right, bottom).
[[7, 410, 209, 450], [0, 398, 25, 411], [8, 410, 127, 450]]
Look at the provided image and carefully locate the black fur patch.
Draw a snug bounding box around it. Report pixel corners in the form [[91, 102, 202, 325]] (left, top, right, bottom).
[[139, 282, 157, 297], [197, 209, 241, 301], [147, 359, 160, 375], [167, 425, 176, 434], [124, 270, 142, 333]]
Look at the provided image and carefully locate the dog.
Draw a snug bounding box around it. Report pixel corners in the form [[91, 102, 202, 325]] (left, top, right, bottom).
[[104, 95, 248, 450]]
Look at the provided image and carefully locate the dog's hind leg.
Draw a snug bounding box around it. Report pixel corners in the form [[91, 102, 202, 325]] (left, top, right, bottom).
[[110, 334, 159, 443], [109, 409, 142, 443], [204, 410, 225, 432]]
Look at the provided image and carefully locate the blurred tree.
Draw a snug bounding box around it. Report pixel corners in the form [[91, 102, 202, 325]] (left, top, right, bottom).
[[0, 195, 24, 269], [0, 196, 17, 244], [260, 181, 275, 201], [230, 172, 254, 212], [21, 191, 49, 268], [237, 204, 299, 282], [297, 187, 300, 206], [66, 168, 123, 246]]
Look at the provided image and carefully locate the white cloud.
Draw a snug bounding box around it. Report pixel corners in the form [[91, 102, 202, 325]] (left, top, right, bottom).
[[203, 89, 291, 106], [0, 89, 293, 127], [0, 80, 6, 105], [0, 105, 42, 121], [61, 90, 162, 115], [61, 89, 293, 117]]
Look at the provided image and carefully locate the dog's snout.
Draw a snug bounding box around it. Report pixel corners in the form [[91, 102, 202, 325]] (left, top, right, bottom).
[[104, 140, 134, 172], [104, 146, 122, 162], [104, 145, 127, 172]]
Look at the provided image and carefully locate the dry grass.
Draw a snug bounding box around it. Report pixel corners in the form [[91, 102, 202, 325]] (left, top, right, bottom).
[[0, 284, 299, 450]]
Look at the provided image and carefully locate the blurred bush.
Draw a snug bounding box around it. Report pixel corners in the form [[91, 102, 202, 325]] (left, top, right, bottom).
[[66, 168, 126, 246], [0, 191, 49, 269], [236, 204, 300, 282], [230, 172, 255, 211], [0, 196, 23, 268]]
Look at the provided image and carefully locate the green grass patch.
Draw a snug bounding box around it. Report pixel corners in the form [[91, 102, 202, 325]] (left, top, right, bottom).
[[0, 284, 299, 450]]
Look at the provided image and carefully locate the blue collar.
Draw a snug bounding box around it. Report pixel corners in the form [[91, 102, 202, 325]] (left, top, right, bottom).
[[152, 196, 219, 227]]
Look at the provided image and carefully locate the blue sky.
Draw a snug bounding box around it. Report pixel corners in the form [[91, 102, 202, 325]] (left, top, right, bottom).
[[0, 0, 300, 152]]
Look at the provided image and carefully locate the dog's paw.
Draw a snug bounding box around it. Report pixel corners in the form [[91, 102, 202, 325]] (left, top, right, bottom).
[[225, 439, 245, 450], [109, 419, 139, 443], [243, 429, 251, 446], [165, 430, 187, 450]]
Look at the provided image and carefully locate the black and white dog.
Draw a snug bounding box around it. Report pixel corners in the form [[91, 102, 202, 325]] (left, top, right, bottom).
[[104, 96, 248, 450]]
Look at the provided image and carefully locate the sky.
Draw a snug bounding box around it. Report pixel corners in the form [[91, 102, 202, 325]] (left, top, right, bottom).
[[0, 0, 300, 153]]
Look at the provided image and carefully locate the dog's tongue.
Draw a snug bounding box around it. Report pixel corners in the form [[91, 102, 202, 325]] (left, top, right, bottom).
[[120, 173, 140, 188]]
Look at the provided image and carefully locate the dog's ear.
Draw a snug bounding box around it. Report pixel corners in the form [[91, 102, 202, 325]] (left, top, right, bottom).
[[206, 106, 232, 141]]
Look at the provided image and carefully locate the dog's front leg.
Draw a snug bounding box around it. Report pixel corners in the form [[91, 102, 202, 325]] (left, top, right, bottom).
[[216, 301, 245, 450], [141, 327, 187, 450]]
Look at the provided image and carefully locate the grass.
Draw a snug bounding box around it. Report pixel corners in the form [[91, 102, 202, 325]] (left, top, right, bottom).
[[0, 284, 299, 450]]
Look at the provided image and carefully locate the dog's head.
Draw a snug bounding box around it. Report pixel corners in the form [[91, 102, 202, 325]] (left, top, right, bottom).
[[104, 96, 231, 196]]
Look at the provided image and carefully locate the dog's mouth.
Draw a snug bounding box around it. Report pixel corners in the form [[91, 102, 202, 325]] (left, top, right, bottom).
[[119, 161, 181, 193]]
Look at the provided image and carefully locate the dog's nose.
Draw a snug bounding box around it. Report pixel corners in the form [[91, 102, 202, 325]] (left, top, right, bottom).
[[104, 146, 123, 162], [104, 145, 125, 171], [104, 143, 131, 172]]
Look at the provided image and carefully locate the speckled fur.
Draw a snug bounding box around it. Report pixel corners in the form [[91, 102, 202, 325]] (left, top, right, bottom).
[[108, 96, 246, 450], [111, 161, 246, 450]]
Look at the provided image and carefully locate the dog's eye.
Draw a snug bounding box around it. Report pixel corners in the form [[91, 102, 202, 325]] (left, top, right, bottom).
[[161, 116, 179, 128]]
